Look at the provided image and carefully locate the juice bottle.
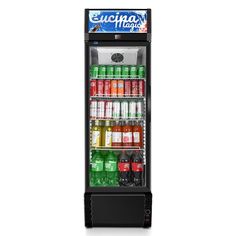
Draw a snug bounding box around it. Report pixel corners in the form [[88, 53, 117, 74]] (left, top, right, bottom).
[[112, 121, 122, 148], [105, 151, 118, 186], [122, 121, 133, 147], [102, 120, 112, 147], [133, 121, 143, 147], [91, 120, 102, 147]]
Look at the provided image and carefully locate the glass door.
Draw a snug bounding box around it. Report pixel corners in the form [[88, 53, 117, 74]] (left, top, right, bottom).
[[88, 46, 147, 188]]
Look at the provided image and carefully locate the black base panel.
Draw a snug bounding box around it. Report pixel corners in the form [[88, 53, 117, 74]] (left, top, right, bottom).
[[84, 192, 152, 228]]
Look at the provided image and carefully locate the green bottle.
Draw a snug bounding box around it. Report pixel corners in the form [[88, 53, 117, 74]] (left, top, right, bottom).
[[105, 151, 118, 186], [90, 151, 105, 186]]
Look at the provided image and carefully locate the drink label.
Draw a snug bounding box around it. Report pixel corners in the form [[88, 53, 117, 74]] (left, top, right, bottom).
[[105, 131, 112, 147], [91, 160, 103, 171], [118, 162, 130, 172], [112, 132, 122, 143], [92, 131, 101, 146], [133, 132, 140, 143], [105, 161, 117, 172], [132, 162, 143, 172], [123, 132, 132, 143]]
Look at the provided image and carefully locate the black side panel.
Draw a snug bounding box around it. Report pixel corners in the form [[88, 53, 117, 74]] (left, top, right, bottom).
[[84, 193, 152, 227]]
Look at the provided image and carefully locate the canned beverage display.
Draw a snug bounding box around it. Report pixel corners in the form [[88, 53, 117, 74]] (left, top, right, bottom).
[[138, 80, 145, 96], [128, 101, 136, 118], [97, 80, 104, 96], [112, 101, 120, 119], [121, 65, 129, 78], [114, 66, 122, 78], [105, 101, 113, 119], [136, 101, 143, 118], [90, 65, 99, 78], [121, 101, 129, 119], [117, 80, 124, 97], [111, 80, 117, 97], [138, 65, 145, 78], [130, 65, 137, 78], [104, 80, 111, 96], [90, 100, 97, 118], [131, 80, 138, 96], [90, 80, 97, 96], [106, 65, 114, 78], [98, 65, 106, 78], [97, 100, 105, 118], [124, 80, 131, 97]]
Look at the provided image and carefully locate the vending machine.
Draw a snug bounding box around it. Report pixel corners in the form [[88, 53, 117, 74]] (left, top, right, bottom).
[[84, 9, 152, 227]]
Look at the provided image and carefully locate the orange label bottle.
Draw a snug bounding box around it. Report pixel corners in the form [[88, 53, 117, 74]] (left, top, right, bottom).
[[133, 121, 143, 148], [112, 121, 122, 147], [122, 121, 133, 147]]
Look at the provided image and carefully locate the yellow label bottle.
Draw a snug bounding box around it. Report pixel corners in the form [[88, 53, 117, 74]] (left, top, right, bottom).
[[102, 121, 112, 147], [91, 120, 102, 147]]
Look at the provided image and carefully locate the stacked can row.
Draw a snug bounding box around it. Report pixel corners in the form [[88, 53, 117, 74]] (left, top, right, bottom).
[[90, 79, 144, 97], [90, 64, 145, 78], [90, 100, 143, 119]]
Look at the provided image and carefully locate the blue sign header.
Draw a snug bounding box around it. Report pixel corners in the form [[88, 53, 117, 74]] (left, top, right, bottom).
[[88, 10, 147, 33]]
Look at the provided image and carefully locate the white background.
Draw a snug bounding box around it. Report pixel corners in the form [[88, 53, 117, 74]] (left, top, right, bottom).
[[0, 0, 236, 235]]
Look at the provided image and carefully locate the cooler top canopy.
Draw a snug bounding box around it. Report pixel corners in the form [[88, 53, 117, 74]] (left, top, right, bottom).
[[85, 9, 151, 41]]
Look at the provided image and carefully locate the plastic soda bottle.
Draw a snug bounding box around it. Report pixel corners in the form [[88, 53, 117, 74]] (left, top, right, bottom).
[[90, 150, 105, 186], [102, 121, 112, 147], [105, 151, 118, 186]]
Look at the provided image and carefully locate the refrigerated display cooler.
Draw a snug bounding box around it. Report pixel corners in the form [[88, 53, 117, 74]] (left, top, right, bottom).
[[84, 9, 152, 227]]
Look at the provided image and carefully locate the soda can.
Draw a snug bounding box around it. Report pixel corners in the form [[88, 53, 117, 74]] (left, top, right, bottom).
[[97, 80, 104, 97], [121, 65, 129, 78], [105, 101, 113, 119], [138, 65, 145, 78], [121, 101, 129, 119], [90, 80, 97, 96], [138, 80, 145, 96], [112, 101, 120, 119], [106, 65, 114, 78], [90, 65, 99, 78], [104, 80, 111, 96], [117, 80, 124, 97], [90, 100, 97, 118], [97, 100, 105, 118], [136, 101, 143, 118], [130, 65, 137, 78], [124, 80, 131, 97], [114, 66, 122, 78], [131, 80, 138, 96], [111, 80, 117, 97], [128, 101, 136, 118], [98, 65, 106, 78]]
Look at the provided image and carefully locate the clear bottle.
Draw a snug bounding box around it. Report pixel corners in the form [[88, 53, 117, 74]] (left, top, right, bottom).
[[102, 120, 112, 147], [91, 120, 102, 147]]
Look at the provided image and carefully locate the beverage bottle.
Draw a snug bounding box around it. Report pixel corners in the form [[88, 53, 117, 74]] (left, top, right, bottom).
[[133, 121, 143, 148], [131, 151, 144, 186], [90, 150, 105, 186], [102, 121, 112, 147], [117, 80, 124, 97], [111, 80, 117, 97], [112, 121, 122, 147], [122, 121, 133, 147], [91, 120, 102, 147], [105, 151, 118, 186], [118, 151, 130, 186]]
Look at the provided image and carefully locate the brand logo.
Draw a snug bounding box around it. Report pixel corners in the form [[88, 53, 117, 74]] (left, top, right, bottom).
[[88, 11, 147, 33]]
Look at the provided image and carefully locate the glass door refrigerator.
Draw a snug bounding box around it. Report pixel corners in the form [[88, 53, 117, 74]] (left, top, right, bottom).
[[84, 9, 152, 227]]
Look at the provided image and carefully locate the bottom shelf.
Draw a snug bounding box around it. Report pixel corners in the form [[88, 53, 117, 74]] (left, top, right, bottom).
[[90, 149, 145, 187]]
